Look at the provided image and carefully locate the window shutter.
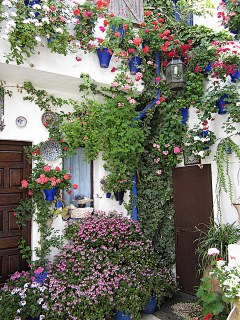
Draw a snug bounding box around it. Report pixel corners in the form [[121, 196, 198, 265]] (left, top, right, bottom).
[[108, 0, 144, 25]]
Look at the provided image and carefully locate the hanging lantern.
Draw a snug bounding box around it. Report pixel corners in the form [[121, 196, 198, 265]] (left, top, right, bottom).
[[165, 57, 186, 91]]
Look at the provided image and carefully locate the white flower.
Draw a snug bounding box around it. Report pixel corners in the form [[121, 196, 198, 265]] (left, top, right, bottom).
[[37, 298, 43, 304], [208, 248, 220, 256], [35, 36, 41, 42], [32, 4, 41, 9], [42, 303, 48, 309], [29, 11, 35, 16], [2, 12, 9, 18], [194, 136, 200, 141], [10, 12, 17, 17], [23, 19, 31, 24], [42, 5, 49, 11], [14, 46, 23, 52], [34, 22, 42, 27], [2, 0, 12, 7], [217, 260, 226, 267], [40, 316, 45, 320], [41, 17, 49, 24], [56, 27, 63, 34], [20, 301, 26, 306], [17, 309, 21, 314], [198, 150, 205, 158]]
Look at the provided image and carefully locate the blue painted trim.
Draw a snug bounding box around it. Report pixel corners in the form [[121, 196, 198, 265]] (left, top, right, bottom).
[[132, 52, 161, 220]]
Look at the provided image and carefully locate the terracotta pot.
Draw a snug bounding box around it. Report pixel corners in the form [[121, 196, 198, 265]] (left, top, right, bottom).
[[203, 265, 221, 293]]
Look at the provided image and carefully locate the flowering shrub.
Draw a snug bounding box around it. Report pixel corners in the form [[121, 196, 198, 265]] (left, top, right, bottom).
[[219, 0, 240, 37]]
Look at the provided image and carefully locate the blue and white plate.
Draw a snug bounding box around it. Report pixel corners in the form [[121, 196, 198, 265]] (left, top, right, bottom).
[[16, 116, 27, 128], [40, 140, 62, 161], [41, 111, 58, 128]]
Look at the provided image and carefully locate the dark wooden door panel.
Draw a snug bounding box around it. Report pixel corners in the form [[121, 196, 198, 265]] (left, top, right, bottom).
[[0, 140, 31, 284], [172, 164, 213, 294]]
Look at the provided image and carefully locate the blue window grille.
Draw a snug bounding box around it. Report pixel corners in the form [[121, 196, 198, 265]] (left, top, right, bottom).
[[172, 0, 193, 26]]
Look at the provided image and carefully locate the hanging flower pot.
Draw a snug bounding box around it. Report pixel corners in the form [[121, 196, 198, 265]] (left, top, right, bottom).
[[128, 56, 142, 75], [55, 201, 62, 208], [24, 0, 40, 17], [106, 192, 111, 198], [143, 295, 157, 314], [230, 30, 239, 40], [43, 187, 58, 201], [204, 62, 213, 74], [115, 310, 131, 320], [97, 47, 112, 68], [114, 191, 124, 201], [216, 94, 228, 115], [181, 108, 188, 125], [230, 65, 240, 83], [111, 25, 125, 42]]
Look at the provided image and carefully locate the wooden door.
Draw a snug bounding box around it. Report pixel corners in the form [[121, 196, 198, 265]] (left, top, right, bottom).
[[0, 140, 31, 284], [172, 164, 213, 294]]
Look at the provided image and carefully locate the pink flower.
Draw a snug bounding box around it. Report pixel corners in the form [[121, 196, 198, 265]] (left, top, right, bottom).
[[111, 82, 119, 87], [51, 181, 56, 186], [55, 166, 60, 171], [49, 177, 55, 182], [156, 77, 161, 82], [60, 16, 65, 22], [84, 137, 88, 139], [162, 151, 169, 155], [128, 48, 135, 53], [34, 267, 44, 274], [56, 179, 61, 183], [114, 57, 119, 61], [21, 180, 28, 188], [156, 100, 160, 105], [63, 174, 69, 180], [156, 170, 162, 175], [40, 174, 46, 179], [99, 26, 105, 32], [28, 190, 33, 196], [123, 85, 130, 90], [72, 184, 78, 189], [36, 178, 41, 183], [174, 147, 180, 154], [43, 165, 51, 172], [153, 143, 157, 147], [147, 61, 153, 65]]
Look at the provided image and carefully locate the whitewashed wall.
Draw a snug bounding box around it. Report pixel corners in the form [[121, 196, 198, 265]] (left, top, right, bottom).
[[0, 0, 239, 261]]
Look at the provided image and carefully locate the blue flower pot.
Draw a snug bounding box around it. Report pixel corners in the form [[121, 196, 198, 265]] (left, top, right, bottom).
[[24, 0, 40, 17], [115, 310, 131, 320], [143, 295, 157, 314], [106, 192, 111, 198], [230, 65, 240, 83], [111, 25, 125, 42], [128, 56, 142, 75], [230, 30, 239, 40], [205, 62, 213, 74], [55, 201, 62, 208], [216, 94, 228, 114], [181, 108, 188, 125], [97, 47, 112, 68], [43, 187, 58, 201], [114, 191, 124, 201]]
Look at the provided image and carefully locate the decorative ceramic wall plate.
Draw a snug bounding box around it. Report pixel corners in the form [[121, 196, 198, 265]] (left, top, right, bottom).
[[16, 116, 27, 128], [41, 111, 58, 128], [40, 140, 62, 161]]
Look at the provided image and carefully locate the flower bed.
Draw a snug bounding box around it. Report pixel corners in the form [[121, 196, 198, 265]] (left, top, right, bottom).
[[0, 211, 177, 320]]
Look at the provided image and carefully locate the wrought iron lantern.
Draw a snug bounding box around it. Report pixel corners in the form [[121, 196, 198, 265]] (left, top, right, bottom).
[[165, 58, 186, 91]]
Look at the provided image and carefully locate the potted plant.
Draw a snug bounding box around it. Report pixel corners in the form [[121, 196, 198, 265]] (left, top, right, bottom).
[[21, 164, 76, 201], [219, 0, 240, 39], [72, 194, 91, 208]]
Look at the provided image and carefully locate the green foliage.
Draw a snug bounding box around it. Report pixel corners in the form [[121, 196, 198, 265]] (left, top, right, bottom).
[[195, 220, 240, 270], [214, 137, 240, 203], [196, 278, 230, 320]]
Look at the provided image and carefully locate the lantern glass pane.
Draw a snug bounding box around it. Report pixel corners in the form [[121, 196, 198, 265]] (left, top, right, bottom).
[[172, 65, 183, 81], [166, 66, 172, 83]]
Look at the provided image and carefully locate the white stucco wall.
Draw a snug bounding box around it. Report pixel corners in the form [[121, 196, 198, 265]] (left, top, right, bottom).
[[0, 0, 240, 261]]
